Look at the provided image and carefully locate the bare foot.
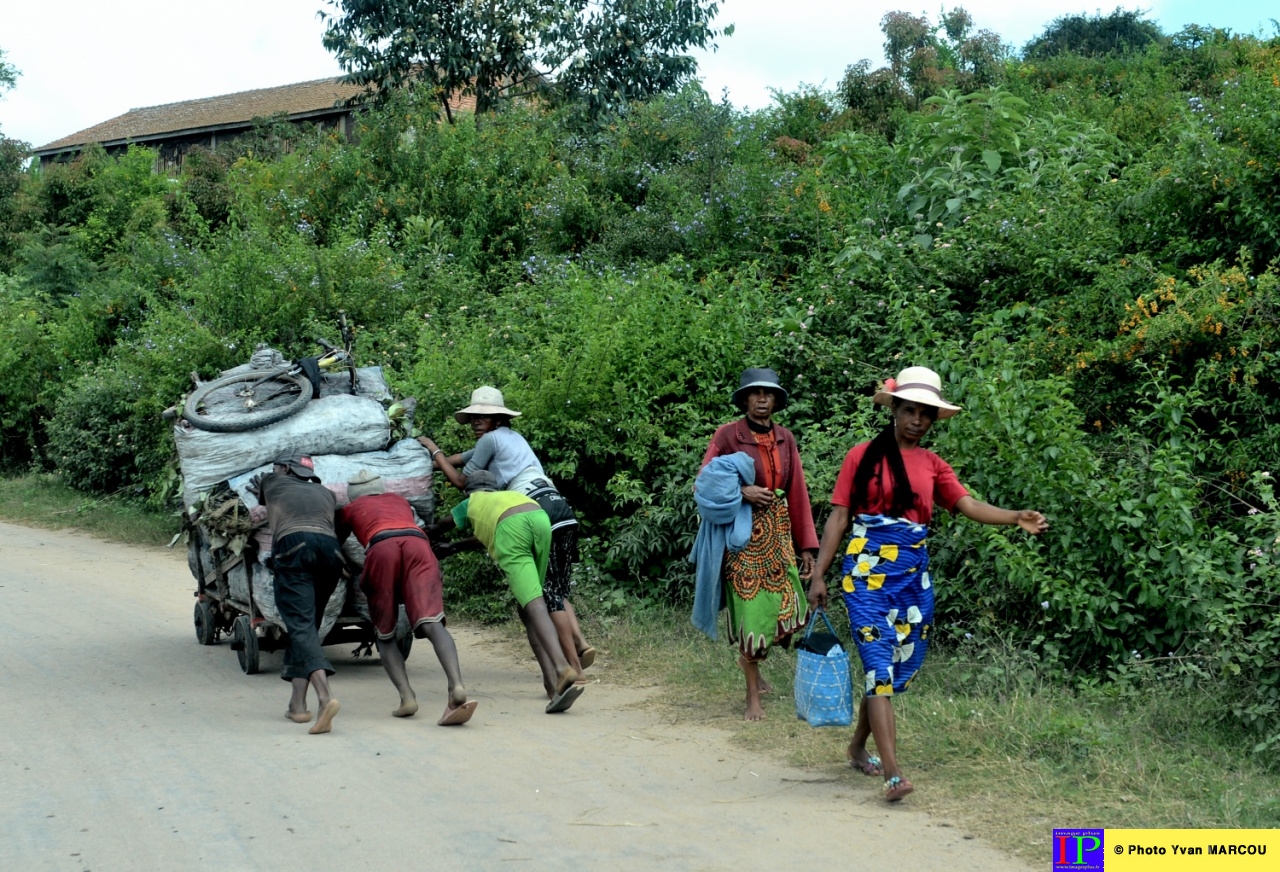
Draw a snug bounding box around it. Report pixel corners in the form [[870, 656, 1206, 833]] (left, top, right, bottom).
[[285, 709, 312, 724], [744, 699, 766, 721], [553, 666, 576, 698], [449, 685, 468, 709], [846, 740, 883, 776], [309, 698, 341, 734], [393, 699, 419, 718], [438, 700, 477, 726]]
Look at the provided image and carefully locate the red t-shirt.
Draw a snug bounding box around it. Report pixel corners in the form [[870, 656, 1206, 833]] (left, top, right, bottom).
[[336, 493, 419, 546], [830, 442, 968, 525]]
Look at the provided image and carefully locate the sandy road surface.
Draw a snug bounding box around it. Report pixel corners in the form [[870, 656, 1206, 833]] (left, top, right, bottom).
[[0, 522, 1032, 871]]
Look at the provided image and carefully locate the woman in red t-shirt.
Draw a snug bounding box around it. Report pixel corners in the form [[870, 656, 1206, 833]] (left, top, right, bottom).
[[808, 367, 1048, 802]]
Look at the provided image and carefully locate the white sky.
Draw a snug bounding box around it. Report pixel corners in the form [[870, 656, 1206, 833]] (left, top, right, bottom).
[[2, 1, 1277, 149]]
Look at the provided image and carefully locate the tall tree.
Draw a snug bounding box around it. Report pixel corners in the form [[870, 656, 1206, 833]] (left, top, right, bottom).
[[320, 0, 728, 121], [838, 6, 1006, 127], [0, 47, 27, 267], [0, 47, 18, 93], [541, 1, 728, 118]]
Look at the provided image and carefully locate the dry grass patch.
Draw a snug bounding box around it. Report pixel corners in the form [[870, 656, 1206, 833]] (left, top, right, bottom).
[[568, 602, 1280, 861], [0, 474, 176, 546]]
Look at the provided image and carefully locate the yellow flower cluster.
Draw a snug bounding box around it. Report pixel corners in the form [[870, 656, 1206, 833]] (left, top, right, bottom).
[[1119, 277, 1179, 336]]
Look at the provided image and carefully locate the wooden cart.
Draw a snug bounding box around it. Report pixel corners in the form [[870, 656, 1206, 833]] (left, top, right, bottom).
[[186, 522, 411, 674]]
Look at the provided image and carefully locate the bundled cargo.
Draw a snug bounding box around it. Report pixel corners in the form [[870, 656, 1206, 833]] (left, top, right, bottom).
[[228, 438, 437, 528], [176, 390, 392, 507], [178, 335, 425, 676]]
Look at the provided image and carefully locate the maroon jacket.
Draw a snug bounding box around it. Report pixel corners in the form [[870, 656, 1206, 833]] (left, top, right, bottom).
[[701, 419, 819, 553]]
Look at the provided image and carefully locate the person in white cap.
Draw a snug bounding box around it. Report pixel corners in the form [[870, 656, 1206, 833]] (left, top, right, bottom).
[[418, 385, 595, 681], [808, 366, 1048, 802]]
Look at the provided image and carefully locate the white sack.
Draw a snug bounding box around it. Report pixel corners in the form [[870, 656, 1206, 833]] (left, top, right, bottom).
[[249, 560, 347, 641], [177, 394, 391, 506], [229, 438, 436, 522], [321, 366, 393, 402]]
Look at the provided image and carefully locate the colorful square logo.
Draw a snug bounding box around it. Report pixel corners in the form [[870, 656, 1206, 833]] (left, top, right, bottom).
[[1052, 829, 1105, 870]]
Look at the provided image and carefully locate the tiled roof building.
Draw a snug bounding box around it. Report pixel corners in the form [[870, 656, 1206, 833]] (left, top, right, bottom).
[[34, 76, 477, 170]]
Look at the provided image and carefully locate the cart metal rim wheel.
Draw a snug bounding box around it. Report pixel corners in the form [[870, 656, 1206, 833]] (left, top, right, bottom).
[[183, 370, 312, 433], [194, 600, 217, 645], [233, 615, 260, 674]]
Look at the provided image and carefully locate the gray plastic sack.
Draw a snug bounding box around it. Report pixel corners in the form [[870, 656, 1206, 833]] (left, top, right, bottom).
[[177, 394, 390, 506]]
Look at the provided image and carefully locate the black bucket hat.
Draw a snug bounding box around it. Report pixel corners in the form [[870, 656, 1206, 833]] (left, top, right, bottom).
[[732, 367, 788, 411], [463, 470, 498, 494]]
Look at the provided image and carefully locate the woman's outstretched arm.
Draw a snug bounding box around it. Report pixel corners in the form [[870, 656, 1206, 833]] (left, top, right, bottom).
[[954, 496, 1048, 534]]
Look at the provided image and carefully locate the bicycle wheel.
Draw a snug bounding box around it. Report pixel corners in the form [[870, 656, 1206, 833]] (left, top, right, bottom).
[[183, 370, 312, 433]]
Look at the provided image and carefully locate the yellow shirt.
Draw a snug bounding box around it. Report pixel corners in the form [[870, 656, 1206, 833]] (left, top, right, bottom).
[[452, 491, 536, 556]]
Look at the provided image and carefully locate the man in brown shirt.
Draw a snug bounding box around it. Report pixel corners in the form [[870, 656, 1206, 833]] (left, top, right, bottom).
[[252, 454, 344, 734]]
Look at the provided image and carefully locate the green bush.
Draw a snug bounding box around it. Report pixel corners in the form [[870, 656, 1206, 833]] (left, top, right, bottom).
[[45, 364, 156, 494]]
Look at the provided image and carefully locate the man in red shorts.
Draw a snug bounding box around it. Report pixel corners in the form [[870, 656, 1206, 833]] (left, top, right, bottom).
[[337, 470, 476, 726]]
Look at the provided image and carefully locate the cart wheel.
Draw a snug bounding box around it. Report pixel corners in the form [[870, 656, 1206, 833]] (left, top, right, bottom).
[[233, 615, 260, 674], [194, 600, 218, 645], [396, 632, 413, 661]]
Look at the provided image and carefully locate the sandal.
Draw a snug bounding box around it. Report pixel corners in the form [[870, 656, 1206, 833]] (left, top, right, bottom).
[[847, 752, 883, 777], [883, 775, 914, 802]]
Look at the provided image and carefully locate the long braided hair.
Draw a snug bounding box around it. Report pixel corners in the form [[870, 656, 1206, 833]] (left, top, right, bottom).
[[849, 399, 937, 518]]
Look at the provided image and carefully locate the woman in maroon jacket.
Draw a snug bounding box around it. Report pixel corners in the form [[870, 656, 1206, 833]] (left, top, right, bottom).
[[702, 368, 819, 720]]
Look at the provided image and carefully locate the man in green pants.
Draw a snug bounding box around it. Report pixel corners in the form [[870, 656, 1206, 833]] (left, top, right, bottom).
[[427, 464, 584, 713]]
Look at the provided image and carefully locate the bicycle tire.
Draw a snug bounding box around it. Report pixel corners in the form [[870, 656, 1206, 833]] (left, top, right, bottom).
[[183, 370, 312, 433]]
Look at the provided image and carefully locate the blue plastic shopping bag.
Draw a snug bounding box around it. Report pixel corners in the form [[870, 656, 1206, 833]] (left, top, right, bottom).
[[793, 608, 853, 727]]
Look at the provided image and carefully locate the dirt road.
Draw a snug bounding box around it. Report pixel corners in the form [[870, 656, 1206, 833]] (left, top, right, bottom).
[[0, 522, 1032, 871]]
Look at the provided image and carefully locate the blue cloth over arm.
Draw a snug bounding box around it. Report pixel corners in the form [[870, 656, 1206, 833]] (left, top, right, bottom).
[[689, 452, 755, 640]]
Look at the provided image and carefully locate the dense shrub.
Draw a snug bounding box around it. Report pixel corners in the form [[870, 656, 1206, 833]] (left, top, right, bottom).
[[46, 364, 158, 494]]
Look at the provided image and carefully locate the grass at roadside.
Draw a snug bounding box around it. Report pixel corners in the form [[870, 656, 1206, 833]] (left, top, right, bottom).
[[573, 599, 1280, 860], [0, 474, 177, 546], [8, 476, 1276, 860]]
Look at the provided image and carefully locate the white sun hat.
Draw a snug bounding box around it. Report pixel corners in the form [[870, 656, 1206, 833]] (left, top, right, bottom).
[[453, 385, 522, 424], [346, 469, 385, 501], [872, 366, 961, 419]]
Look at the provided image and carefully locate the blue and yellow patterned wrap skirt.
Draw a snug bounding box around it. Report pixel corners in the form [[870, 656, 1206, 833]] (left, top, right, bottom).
[[840, 514, 933, 697]]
